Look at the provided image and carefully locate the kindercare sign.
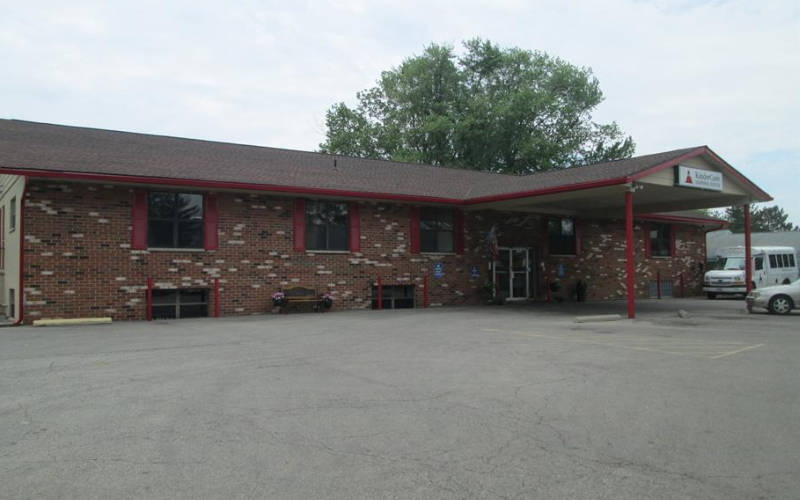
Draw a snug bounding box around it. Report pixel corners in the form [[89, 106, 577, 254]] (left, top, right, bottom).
[[675, 165, 723, 191]]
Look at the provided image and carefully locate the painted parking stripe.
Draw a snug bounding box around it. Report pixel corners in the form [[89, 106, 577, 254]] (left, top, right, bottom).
[[483, 329, 765, 359]]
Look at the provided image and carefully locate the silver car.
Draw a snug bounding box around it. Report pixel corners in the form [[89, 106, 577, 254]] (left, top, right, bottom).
[[746, 279, 800, 315]]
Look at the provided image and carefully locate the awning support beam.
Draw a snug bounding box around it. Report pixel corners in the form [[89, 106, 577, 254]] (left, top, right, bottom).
[[744, 204, 752, 294], [625, 190, 636, 319]]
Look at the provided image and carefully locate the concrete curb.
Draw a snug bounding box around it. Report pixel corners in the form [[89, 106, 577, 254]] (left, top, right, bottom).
[[32, 318, 112, 327], [574, 314, 623, 323]]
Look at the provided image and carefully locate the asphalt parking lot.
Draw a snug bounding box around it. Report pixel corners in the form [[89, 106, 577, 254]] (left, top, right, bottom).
[[1, 299, 798, 500]]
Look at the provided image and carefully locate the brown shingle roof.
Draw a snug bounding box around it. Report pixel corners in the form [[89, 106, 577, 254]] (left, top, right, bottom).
[[0, 119, 710, 202]]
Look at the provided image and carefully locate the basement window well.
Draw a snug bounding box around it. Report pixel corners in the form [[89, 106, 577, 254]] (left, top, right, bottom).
[[152, 289, 208, 319], [372, 285, 415, 310]]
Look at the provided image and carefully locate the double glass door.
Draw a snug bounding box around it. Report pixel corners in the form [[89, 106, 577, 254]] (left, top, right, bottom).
[[493, 247, 534, 300]]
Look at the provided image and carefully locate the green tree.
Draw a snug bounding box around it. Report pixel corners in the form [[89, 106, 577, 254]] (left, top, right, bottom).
[[752, 205, 798, 232], [320, 39, 635, 174], [719, 204, 798, 233]]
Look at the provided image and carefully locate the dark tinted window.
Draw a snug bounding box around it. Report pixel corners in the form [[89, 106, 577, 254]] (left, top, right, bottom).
[[148, 192, 204, 249], [649, 223, 671, 257], [548, 218, 576, 256], [769, 255, 777, 268], [420, 208, 454, 253], [152, 289, 208, 320], [306, 201, 349, 251]]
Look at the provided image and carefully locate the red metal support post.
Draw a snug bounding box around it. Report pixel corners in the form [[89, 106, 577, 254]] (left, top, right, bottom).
[[625, 190, 636, 319], [423, 275, 430, 308], [656, 270, 662, 299], [377, 275, 383, 310], [744, 204, 752, 294], [214, 278, 220, 317], [146, 277, 154, 321]]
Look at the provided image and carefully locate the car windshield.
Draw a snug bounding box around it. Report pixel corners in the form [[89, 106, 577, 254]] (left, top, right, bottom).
[[715, 257, 746, 271]]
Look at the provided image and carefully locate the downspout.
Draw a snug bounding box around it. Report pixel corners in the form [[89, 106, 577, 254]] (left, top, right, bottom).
[[11, 176, 28, 326]]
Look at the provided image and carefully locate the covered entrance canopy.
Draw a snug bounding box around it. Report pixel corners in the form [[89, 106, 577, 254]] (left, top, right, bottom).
[[463, 146, 772, 318]]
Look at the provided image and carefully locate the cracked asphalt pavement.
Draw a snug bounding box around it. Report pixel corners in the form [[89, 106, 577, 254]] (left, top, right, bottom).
[[1, 299, 798, 499]]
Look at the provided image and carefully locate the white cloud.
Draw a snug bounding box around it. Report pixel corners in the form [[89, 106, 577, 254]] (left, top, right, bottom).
[[0, 0, 798, 221]]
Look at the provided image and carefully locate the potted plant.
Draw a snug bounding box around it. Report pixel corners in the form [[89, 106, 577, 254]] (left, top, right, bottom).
[[321, 292, 334, 310], [272, 291, 286, 307]]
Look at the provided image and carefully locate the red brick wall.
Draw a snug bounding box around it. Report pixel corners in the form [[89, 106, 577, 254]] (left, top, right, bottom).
[[21, 181, 706, 323]]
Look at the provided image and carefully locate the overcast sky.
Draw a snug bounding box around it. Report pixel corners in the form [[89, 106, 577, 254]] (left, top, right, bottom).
[[1, 0, 798, 223]]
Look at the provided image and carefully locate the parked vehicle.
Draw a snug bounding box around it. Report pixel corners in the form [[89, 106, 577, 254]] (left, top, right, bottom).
[[746, 279, 800, 315], [703, 246, 798, 299]]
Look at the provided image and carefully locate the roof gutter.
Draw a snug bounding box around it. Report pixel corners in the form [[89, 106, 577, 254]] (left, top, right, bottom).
[[11, 176, 28, 326], [462, 178, 629, 205], [0, 168, 465, 206]]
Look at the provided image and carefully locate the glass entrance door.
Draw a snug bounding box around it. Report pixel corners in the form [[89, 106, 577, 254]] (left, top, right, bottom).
[[493, 247, 533, 300]]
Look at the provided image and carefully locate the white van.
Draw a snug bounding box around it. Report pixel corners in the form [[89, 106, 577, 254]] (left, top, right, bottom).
[[703, 246, 798, 299]]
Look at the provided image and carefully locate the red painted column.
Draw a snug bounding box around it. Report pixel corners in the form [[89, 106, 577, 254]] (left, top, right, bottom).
[[423, 275, 430, 308], [744, 204, 752, 294], [377, 275, 383, 310], [625, 191, 636, 319], [214, 278, 220, 317], [146, 277, 154, 321]]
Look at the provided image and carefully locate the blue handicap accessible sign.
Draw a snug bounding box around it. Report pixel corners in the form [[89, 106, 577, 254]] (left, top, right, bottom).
[[434, 262, 444, 279], [470, 265, 480, 280], [557, 263, 566, 278]]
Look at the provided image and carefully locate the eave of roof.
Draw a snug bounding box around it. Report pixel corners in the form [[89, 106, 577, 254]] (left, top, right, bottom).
[[0, 119, 772, 205]]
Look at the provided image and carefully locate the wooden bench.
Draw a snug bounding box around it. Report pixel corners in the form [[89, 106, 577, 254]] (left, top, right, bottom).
[[281, 286, 323, 313]]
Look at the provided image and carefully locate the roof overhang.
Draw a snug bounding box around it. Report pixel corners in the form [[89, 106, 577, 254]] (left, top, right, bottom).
[[0, 146, 771, 215], [463, 147, 771, 218]]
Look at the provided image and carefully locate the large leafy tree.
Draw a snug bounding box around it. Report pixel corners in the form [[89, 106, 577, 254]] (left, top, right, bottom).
[[320, 39, 635, 174], [715, 204, 798, 232]]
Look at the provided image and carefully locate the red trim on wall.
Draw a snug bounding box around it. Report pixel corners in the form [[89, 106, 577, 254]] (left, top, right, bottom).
[[131, 189, 148, 250], [574, 217, 582, 256], [293, 199, 306, 252], [409, 206, 421, 254], [643, 221, 652, 258], [454, 210, 465, 255], [204, 193, 219, 250], [349, 202, 361, 252]]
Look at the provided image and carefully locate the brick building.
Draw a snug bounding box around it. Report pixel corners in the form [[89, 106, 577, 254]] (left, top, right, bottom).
[[0, 120, 771, 324]]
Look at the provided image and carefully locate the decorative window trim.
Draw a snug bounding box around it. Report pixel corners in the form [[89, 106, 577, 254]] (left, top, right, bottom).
[[305, 200, 350, 252], [147, 191, 205, 250]]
